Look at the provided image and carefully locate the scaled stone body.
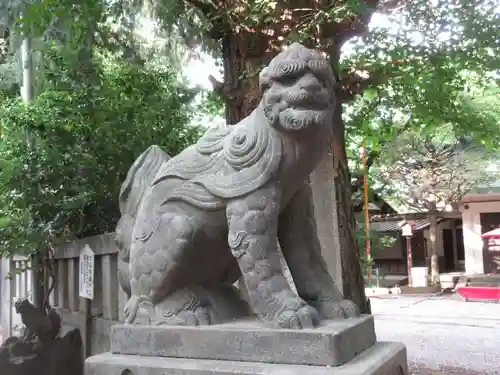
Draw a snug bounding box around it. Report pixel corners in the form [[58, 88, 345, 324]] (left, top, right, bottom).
[[116, 43, 359, 329]]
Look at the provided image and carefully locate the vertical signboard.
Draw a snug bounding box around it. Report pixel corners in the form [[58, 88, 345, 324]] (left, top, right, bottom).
[[79, 244, 95, 300]]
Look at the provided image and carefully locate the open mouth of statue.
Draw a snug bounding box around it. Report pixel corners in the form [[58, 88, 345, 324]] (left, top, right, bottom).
[[275, 89, 330, 111]]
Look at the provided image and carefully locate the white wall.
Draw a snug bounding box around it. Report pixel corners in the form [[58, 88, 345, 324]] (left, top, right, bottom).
[[460, 200, 500, 275]]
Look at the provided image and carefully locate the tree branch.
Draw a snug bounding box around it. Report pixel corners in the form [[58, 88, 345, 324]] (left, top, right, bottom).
[[377, 0, 407, 14], [349, 113, 413, 197], [337, 72, 378, 103], [208, 74, 224, 91], [184, 0, 218, 16], [184, 0, 229, 39], [208, 74, 238, 104], [338, 57, 427, 103]]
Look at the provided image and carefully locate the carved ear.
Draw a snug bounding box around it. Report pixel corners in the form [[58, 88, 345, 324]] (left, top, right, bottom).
[[259, 68, 271, 92]]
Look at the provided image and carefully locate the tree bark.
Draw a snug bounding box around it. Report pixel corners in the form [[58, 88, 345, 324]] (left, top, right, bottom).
[[331, 98, 370, 313], [429, 214, 439, 284], [20, 37, 34, 102], [221, 33, 274, 124]]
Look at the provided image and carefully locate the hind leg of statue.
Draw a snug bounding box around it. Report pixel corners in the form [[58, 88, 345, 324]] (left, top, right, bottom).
[[278, 183, 360, 319], [125, 211, 198, 325], [226, 185, 319, 329]]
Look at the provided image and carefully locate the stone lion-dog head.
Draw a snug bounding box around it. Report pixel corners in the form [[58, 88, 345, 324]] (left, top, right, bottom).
[[259, 43, 335, 135]]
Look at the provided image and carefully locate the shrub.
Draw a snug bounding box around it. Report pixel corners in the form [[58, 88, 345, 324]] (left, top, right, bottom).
[[0, 56, 202, 256]]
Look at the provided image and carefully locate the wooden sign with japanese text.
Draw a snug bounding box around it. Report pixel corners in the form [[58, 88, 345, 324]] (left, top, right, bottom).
[[79, 244, 95, 300]]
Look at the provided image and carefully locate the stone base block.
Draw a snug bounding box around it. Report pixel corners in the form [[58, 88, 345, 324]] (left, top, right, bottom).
[[86, 341, 408, 375], [110, 315, 376, 367]]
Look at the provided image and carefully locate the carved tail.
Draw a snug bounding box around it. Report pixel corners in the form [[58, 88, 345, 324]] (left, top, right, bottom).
[[116, 145, 171, 296]]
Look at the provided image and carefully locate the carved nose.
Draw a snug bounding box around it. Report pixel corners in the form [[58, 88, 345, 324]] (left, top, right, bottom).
[[297, 75, 322, 92]]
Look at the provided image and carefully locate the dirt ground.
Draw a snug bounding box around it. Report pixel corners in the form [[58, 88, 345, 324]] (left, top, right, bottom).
[[410, 366, 489, 375]]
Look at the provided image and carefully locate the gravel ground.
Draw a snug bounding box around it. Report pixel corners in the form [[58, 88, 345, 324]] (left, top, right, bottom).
[[410, 366, 488, 375], [372, 294, 500, 375]]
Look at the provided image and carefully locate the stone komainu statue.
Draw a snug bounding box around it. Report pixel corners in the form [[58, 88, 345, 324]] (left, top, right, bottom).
[[116, 43, 359, 329]]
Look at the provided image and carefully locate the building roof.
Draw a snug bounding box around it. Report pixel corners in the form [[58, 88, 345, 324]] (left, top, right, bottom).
[[370, 218, 436, 233]]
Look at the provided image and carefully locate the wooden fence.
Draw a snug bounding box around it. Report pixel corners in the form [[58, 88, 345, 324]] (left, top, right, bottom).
[[1, 255, 33, 339], [1, 233, 126, 357]]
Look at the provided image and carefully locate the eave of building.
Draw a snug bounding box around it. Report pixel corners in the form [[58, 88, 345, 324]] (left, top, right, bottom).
[[369, 217, 450, 233], [461, 193, 500, 204]]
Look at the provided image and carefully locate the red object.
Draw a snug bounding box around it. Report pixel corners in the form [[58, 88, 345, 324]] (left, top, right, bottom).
[[457, 286, 500, 301], [481, 227, 500, 239]]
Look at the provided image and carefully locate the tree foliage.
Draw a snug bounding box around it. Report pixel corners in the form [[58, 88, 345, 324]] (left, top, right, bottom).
[[0, 0, 210, 258], [375, 126, 498, 212], [105, 0, 500, 202], [0, 54, 201, 256], [356, 226, 397, 265], [344, 1, 500, 193]]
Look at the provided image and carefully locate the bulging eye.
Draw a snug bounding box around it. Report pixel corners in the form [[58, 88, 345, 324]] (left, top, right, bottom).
[[270, 60, 307, 80], [308, 59, 335, 86], [308, 59, 330, 71]]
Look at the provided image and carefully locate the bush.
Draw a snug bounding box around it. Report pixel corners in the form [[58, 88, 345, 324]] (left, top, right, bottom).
[[0, 57, 202, 256]]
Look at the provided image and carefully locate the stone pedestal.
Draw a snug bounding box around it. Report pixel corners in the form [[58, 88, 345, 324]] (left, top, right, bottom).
[[85, 315, 408, 375]]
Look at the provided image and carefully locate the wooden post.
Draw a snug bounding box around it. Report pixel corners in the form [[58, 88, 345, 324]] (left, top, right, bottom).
[[82, 297, 91, 358], [1, 257, 13, 337], [401, 221, 414, 287], [30, 253, 44, 311], [68, 258, 79, 311], [430, 214, 439, 284], [101, 255, 118, 320], [452, 219, 458, 270], [79, 245, 95, 358], [362, 142, 372, 285], [406, 237, 413, 287], [57, 260, 67, 309]]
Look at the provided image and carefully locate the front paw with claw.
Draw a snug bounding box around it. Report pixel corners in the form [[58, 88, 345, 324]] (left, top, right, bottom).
[[311, 299, 360, 319], [274, 304, 320, 329], [124, 295, 154, 324]]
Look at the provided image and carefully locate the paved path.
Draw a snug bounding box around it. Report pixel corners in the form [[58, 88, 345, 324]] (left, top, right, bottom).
[[371, 294, 500, 374]]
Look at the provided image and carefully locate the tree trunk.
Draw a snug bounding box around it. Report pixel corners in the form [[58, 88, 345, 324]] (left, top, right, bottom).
[[222, 33, 274, 124], [429, 214, 439, 284], [331, 98, 370, 313], [20, 36, 34, 102]]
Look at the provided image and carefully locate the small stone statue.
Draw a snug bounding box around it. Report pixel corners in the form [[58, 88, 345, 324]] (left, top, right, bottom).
[[14, 299, 60, 344], [1, 299, 82, 375], [116, 43, 359, 329]]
